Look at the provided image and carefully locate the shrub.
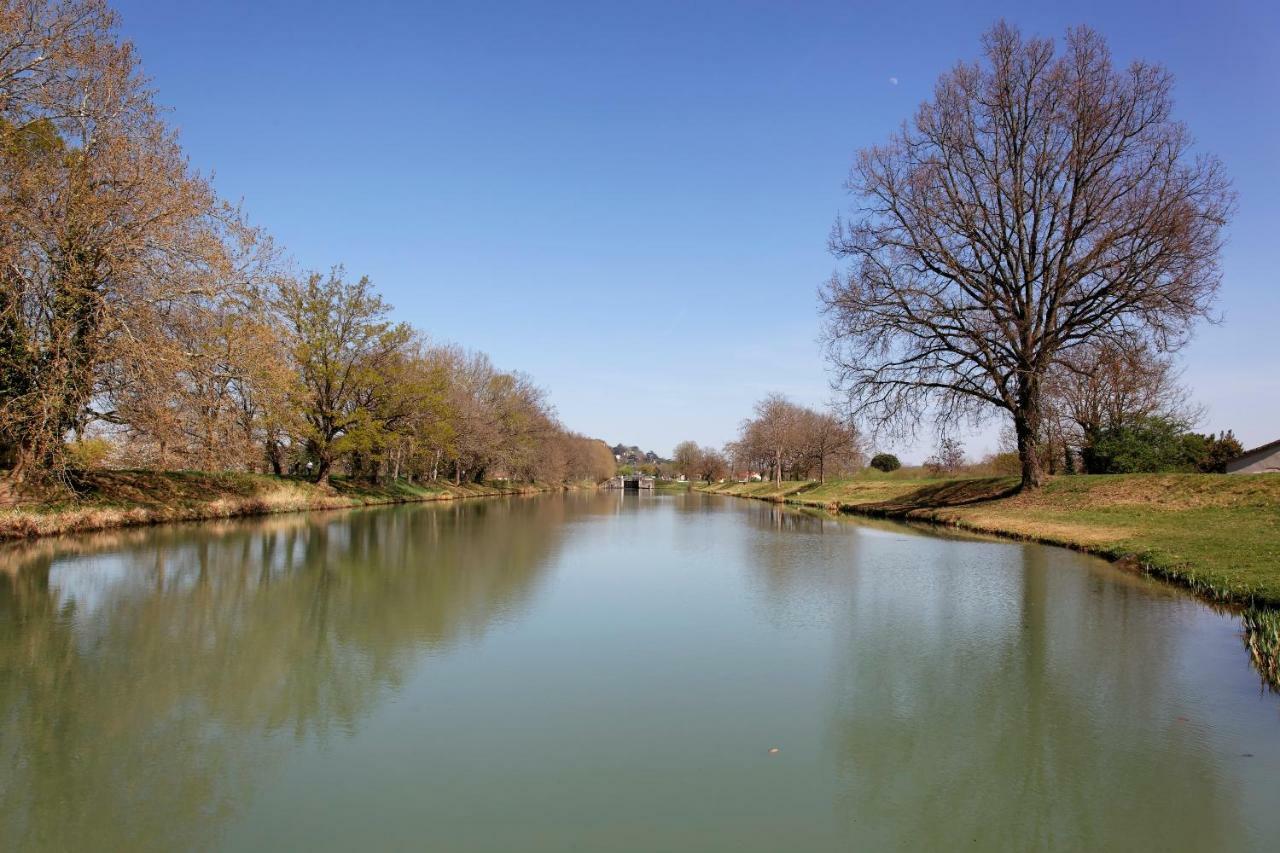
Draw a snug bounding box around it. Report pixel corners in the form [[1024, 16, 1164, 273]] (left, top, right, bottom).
[[1191, 430, 1244, 473], [65, 437, 113, 471], [1083, 418, 1244, 474], [869, 453, 901, 472], [984, 452, 1022, 476]]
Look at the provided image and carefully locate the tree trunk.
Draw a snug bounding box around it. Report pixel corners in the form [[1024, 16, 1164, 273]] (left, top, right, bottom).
[[266, 439, 284, 476], [314, 453, 332, 486], [1014, 381, 1046, 489]]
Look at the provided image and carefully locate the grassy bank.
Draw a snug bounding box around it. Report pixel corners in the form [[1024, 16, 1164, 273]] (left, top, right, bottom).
[[0, 470, 572, 542], [698, 473, 1280, 607]]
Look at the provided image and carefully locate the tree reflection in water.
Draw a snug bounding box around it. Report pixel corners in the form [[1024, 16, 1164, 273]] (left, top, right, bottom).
[[0, 496, 576, 851], [736, 500, 1247, 849]]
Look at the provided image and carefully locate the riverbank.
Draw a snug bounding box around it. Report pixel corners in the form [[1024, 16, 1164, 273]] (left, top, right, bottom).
[[0, 470, 573, 542], [698, 473, 1280, 608]]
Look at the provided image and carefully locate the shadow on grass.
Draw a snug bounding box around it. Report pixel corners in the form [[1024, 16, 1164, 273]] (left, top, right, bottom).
[[863, 476, 1021, 514], [71, 470, 281, 508]]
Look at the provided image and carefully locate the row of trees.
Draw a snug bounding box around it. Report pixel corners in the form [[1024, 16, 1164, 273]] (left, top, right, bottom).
[[671, 441, 729, 483], [0, 0, 612, 491], [716, 395, 862, 484], [109, 267, 615, 486]]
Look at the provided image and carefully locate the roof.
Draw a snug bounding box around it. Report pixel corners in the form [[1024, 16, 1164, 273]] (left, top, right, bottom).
[[1235, 438, 1280, 460]]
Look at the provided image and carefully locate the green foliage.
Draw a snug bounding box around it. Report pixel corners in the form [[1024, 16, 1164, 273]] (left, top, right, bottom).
[[1084, 417, 1243, 474], [1189, 430, 1244, 473], [869, 453, 901, 472], [64, 438, 112, 471], [986, 452, 1022, 476], [274, 269, 411, 481]]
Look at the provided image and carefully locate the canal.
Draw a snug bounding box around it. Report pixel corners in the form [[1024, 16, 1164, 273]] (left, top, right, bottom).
[[2, 491, 1277, 850]]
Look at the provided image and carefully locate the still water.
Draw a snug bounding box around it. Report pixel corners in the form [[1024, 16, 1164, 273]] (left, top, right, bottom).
[[2, 491, 1278, 851]]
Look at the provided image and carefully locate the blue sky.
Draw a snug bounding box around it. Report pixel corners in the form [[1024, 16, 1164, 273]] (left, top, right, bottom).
[[114, 0, 1278, 460]]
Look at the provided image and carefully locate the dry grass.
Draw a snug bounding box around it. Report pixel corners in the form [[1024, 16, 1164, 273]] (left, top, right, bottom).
[[0, 470, 567, 543]]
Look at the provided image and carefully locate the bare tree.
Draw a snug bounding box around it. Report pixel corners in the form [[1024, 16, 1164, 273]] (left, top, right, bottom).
[[672, 440, 700, 480], [795, 408, 862, 483], [747, 394, 803, 485], [822, 22, 1232, 489], [924, 437, 966, 475], [694, 445, 728, 483]]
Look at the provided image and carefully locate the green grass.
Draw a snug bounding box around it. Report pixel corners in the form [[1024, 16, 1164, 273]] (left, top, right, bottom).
[[700, 473, 1280, 607]]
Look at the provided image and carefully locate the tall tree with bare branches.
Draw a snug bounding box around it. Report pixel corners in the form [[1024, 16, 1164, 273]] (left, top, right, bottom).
[[822, 22, 1232, 488]]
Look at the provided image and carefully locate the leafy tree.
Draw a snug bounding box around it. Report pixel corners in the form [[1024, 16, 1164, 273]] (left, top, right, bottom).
[[274, 269, 411, 484], [0, 1, 221, 488], [1188, 430, 1243, 474], [869, 453, 901, 473]]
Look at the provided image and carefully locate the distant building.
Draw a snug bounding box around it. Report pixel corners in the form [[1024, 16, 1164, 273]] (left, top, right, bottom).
[[1226, 439, 1280, 474]]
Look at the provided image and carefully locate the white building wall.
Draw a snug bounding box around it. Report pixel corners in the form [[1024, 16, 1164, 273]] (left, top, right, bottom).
[[1226, 444, 1280, 474]]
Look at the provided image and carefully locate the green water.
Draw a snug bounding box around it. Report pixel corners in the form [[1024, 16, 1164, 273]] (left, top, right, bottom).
[[2, 492, 1278, 851]]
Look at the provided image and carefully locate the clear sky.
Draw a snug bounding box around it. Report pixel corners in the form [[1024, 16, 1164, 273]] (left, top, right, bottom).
[[113, 0, 1278, 460]]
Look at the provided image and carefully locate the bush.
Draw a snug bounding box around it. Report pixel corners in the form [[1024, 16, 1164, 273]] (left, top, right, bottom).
[[869, 453, 901, 472], [1082, 418, 1244, 474], [65, 437, 113, 471], [983, 452, 1022, 476], [1190, 430, 1244, 473]]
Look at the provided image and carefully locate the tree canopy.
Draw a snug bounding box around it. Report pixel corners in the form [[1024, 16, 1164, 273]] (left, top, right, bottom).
[[822, 22, 1232, 488]]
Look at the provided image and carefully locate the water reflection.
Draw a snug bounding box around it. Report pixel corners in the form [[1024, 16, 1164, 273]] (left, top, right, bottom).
[[732, 500, 1272, 848], [1, 493, 1277, 852], [0, 496, 578, 851]]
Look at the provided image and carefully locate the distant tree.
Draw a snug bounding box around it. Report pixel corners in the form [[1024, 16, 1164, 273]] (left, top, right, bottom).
[[924, 437, 966, 475], [747, 394, 803, 484], [823, 22, 1232, 490], [694, 446, 728, 482], [672, 441, 700, 479], [795, 409, 862, 483], [869, 453, 901, 473]]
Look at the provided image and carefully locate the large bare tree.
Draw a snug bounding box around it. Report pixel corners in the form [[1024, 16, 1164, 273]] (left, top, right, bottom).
[[822, 22, 1232, 488]]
